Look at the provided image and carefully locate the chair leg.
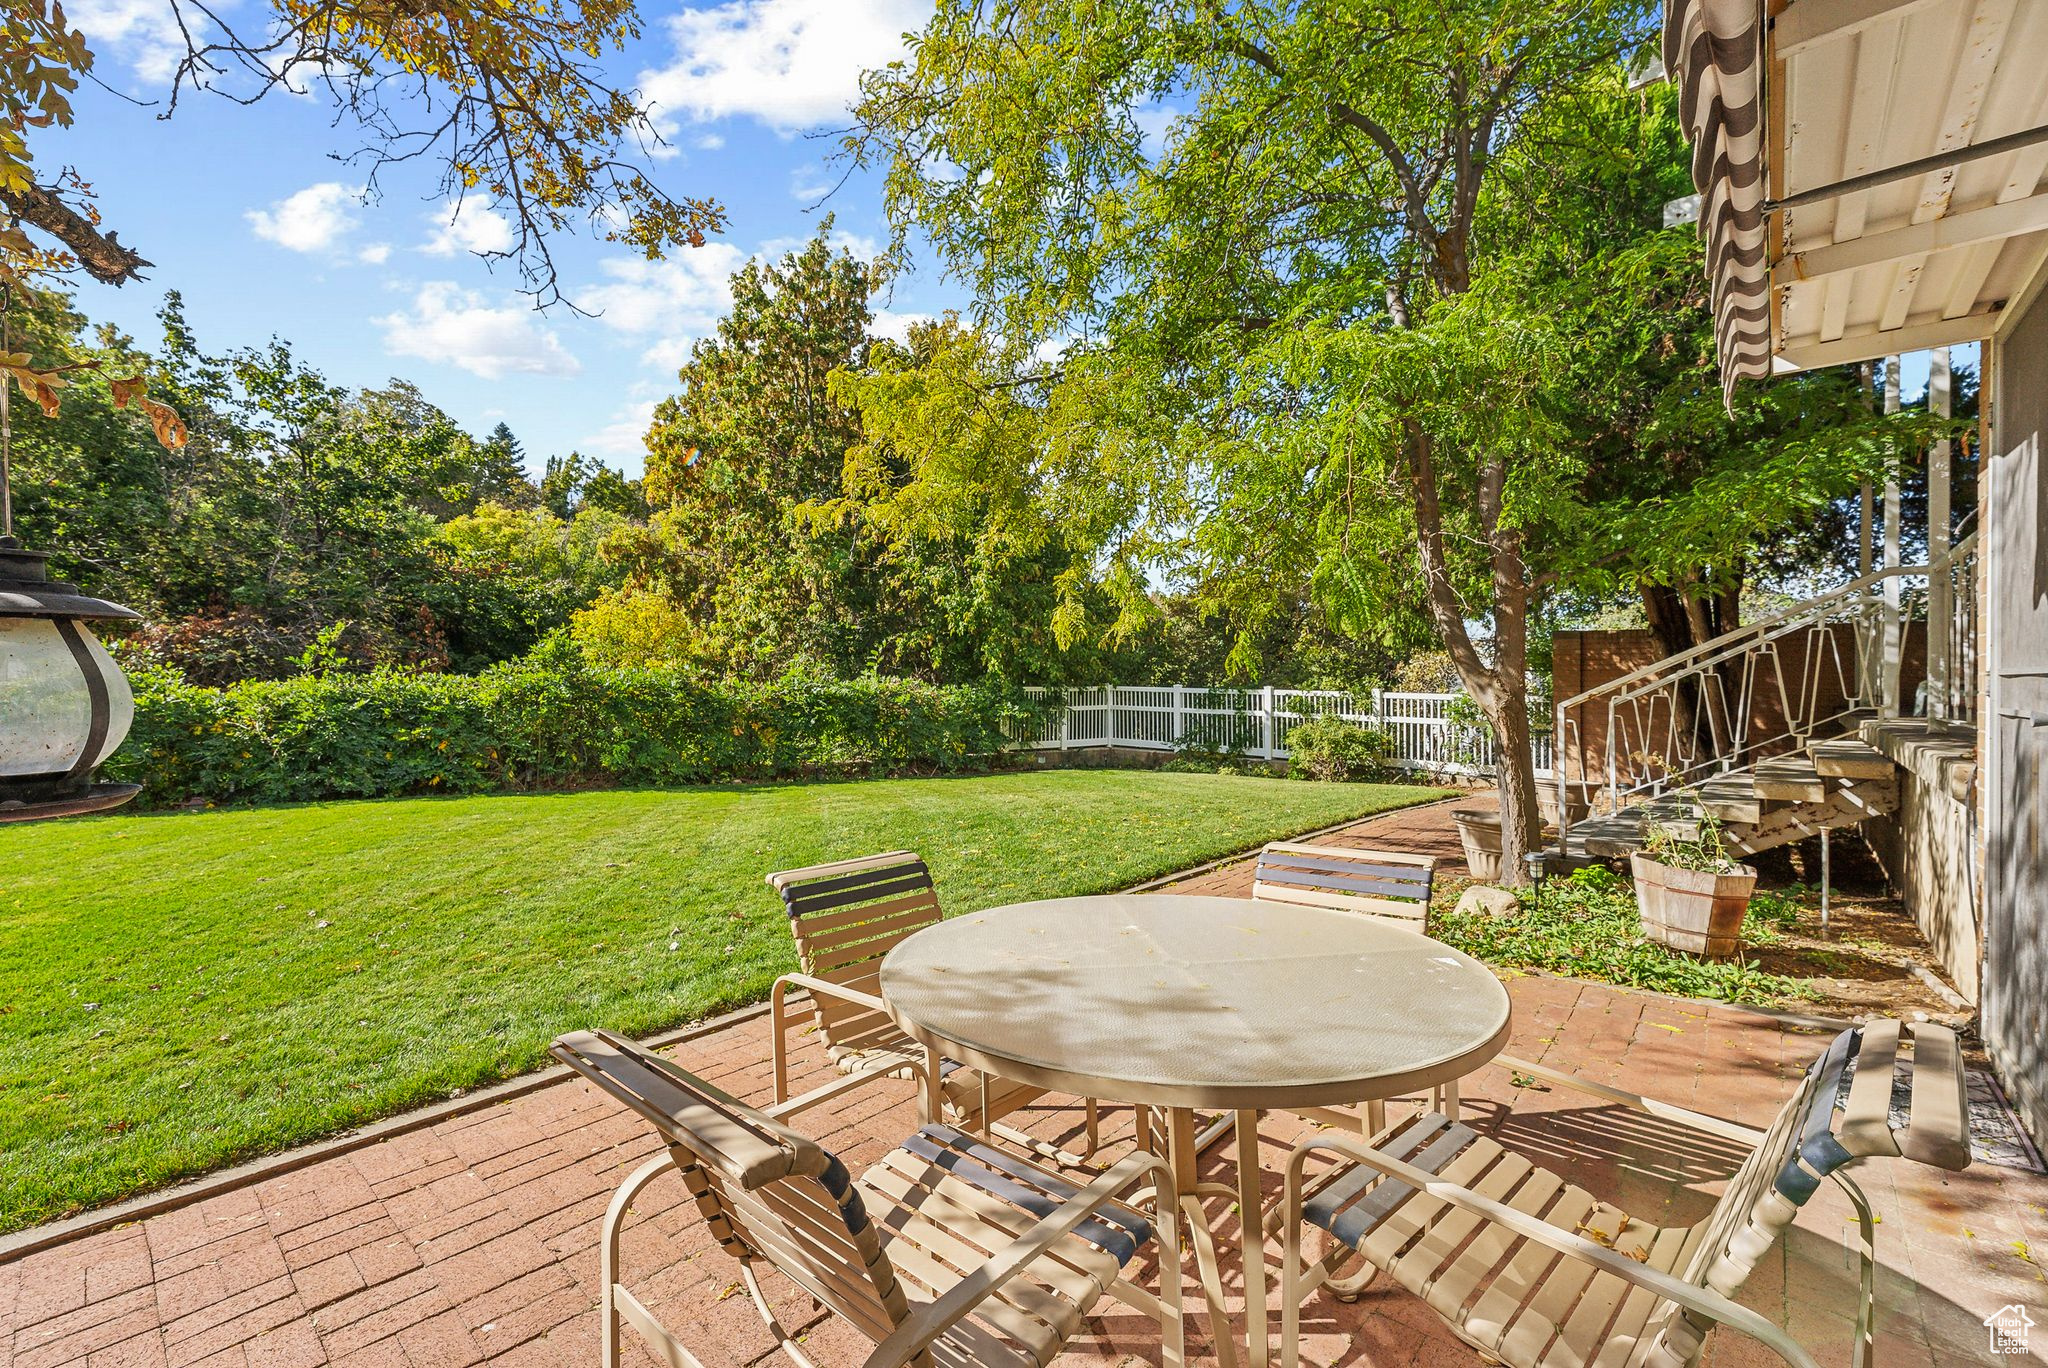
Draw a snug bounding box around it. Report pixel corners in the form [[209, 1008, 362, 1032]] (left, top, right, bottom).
[[603, 1154, 672, 1368], [1083, 1099, 1101, 1158], [741, 1265, 825, 1368], [1835, 1172, 1878, 1368]]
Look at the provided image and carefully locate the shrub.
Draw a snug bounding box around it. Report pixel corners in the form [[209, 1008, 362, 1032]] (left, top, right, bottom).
[[104, 647, 1037, 807], [1285, 714, 1396, 782]]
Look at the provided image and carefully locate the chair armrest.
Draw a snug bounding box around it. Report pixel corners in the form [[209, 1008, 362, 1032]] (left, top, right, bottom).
[[1285, 1134, 1818, 1368], [860, 1151, 1175, 1368], [763, 1054, 921, 1120], [776, 971, 890, 1015], [1492, 1053, 1768, 1147], [771, 972, 906, 1103]]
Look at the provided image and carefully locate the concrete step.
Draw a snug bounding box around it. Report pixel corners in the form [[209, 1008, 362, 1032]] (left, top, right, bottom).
[[1694, 772, 1761, 824], [1563, 795, 1701, 859], [1808, 737, 1894, 779], [1754, 756, 1827, 802]]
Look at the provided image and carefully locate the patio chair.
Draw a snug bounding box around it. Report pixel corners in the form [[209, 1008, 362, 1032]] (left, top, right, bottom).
[[1278, 1018, 1972, 1368], [1252, 841, 1452, 1125], [1251, 842, 1437, 933], [552, 1029, 1183, 1368], [767, 851, 1100, 1162]]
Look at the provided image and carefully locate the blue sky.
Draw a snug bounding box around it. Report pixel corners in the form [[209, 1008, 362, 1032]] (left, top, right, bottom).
[[47, 0, 959, 478]]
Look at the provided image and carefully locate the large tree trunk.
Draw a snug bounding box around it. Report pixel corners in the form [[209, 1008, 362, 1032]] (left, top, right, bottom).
[[1489, 681, 1543, 880], [1401, 421, 1542, 883]]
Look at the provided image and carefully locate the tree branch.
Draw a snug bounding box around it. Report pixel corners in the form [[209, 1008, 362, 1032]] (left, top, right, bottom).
[[0, 183, 151, 286]]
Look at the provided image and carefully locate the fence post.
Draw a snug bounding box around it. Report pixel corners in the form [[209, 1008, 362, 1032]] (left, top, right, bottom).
[[1171, 685, 1184, 749], [1060, 695, 1071, 751], [1261, 686, 1276, 759]]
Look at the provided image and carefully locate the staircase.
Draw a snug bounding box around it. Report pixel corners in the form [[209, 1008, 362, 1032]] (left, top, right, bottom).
[[1552, 533, 1978, 865], [1562, 725, 1900, 858]]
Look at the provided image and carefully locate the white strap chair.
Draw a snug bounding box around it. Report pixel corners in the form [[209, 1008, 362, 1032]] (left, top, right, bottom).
[[1279, 1019, 1972, 1368], [1252, 841, 1455, 1126], [766, 851, 1099, 1162], [553, 1029, 1183, 1368]]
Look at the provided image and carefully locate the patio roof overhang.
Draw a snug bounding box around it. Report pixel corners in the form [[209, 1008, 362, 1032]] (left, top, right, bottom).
[[1665, 0, 2048, 394]]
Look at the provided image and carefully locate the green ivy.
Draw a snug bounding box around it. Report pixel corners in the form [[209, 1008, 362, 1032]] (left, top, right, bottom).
[[1431, 865, 1808, 1005], [105, 649, 1046, 807]]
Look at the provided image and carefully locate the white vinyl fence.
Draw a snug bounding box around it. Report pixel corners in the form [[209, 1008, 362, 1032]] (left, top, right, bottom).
[[1018, 686, 1552, 779]]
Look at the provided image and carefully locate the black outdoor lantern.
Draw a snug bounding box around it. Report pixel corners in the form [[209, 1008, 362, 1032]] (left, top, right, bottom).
[[0, 290, 142, 822]]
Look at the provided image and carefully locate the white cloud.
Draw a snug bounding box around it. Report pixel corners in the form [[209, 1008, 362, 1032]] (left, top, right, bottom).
[[68, 0, 188, 81], [582, 244, 746, 345], [791, 169, 836, 203], [695, 134, 727, 151], [581, 399, 662, 462], [422, 197, 516, 257], [357, 242, 392, 265], [641, 0, 927, 134], [871, 310, 933, 344], [1133, 103, 1184, 159], [376, 283, 582, 380], [759, 224, 884, 264], [247, 182, 362, 254]]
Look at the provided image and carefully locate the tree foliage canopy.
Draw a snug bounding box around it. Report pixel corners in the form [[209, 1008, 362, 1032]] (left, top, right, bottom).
[[1, 0, 718, 305]]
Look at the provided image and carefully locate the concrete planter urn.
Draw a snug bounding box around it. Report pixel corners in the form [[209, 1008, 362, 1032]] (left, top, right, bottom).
[[1629, 851, 1757, 958], [1536, 781, 1595, 827], [1452, 808, 1503, 882]]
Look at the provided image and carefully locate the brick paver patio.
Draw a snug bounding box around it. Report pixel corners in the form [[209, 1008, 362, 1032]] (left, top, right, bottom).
[[6, 800, 2041, 1368]]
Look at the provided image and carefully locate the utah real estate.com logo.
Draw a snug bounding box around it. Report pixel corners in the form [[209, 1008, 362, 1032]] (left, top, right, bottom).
[[1986, 1304, 2036, 1355]]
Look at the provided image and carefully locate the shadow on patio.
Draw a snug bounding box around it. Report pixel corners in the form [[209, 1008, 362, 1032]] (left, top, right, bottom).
[[6, 973, 2041, 1368]]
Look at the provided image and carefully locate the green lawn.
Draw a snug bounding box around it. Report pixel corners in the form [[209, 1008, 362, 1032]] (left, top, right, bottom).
[[0, 769, 1443, 1232]]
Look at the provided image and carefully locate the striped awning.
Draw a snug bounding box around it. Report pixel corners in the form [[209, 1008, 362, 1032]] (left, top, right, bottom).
[[1664, 0, 1767, 399], [1666, 0, 2048, 395]]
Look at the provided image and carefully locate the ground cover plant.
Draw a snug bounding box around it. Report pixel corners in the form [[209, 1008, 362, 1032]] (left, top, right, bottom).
[[0, 769, 1443, 1233], [1431, 866, 1808, 1005]]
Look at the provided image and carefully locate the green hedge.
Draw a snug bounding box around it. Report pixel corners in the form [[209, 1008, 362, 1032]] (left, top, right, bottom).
[[105, 647, 1041, 807]]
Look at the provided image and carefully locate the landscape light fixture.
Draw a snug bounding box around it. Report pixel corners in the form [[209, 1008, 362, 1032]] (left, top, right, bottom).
[[0, 287, 141, 822]]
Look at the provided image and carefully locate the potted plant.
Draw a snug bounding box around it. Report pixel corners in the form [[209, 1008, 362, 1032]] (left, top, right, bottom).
[[1629, 815, 1757, 958]]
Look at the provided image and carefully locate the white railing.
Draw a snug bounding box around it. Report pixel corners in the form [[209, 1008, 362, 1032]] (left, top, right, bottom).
[[1928, 528, 1979, 727], [1017, 685, 1551, 779], [1551, 540, 1979, 837]]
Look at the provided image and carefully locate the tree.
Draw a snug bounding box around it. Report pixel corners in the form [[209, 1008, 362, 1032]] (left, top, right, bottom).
[[856, 0, 1659, 876], [639, 226, 901, 677], [477, 422, 538, 509], [854, 2, 1944, 880], [10, 289, 630, 680], [1, 0, 721, 305]]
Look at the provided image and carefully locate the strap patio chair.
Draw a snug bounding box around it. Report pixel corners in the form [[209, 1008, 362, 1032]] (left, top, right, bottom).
[[1278, 1018, 1972, 1368], [766, 851, 1100, 1163], [1251, 842, 1437, 934], [1252, 841, 1453, 1125], [552, 1029, 1183, 1368]]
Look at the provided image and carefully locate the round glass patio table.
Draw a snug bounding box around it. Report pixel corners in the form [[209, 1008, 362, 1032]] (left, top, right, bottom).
[[878, 892, 1512, 1368]]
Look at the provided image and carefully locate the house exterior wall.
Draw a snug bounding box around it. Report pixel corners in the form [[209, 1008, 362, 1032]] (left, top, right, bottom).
[[1983, 279, 2048, 1141], [1861, 724, 1980, 1002]]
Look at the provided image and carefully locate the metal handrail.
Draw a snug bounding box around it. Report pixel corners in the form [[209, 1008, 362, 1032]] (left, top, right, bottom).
[[1553, 540, 1977, 842], [1556, 560, 1929, 712]]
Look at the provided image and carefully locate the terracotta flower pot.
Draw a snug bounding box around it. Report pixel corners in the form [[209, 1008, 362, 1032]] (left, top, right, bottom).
[[1630, 851, 1758, 958], [1453, 808, 1504, 882]]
